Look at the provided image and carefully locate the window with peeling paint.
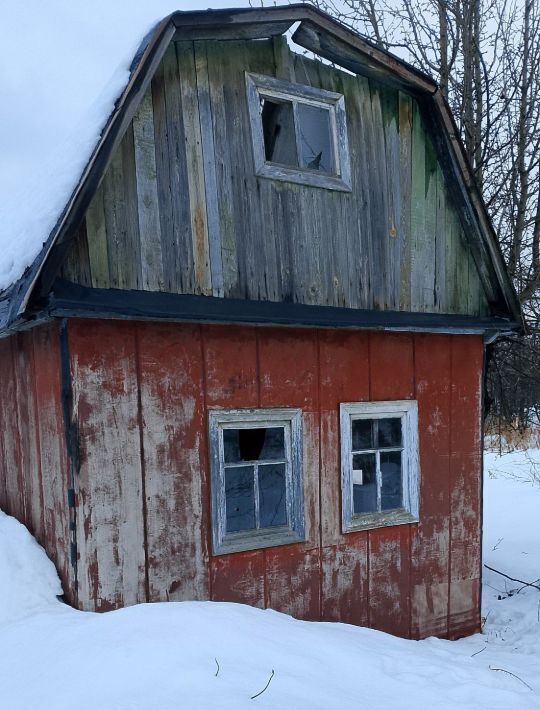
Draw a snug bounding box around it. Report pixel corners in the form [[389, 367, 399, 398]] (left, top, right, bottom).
[[340, 401, 420, 532], [246, 73, 351, 191], [209, 409, 304, 554]]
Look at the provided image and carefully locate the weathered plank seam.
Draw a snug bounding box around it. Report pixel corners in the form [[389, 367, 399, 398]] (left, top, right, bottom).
[[316, 331, 323, 621], [133, 324, 150, 603], [10, 337, 27, 525], [199, 324, 213, 601], [29, 331, 45, 542], [59, 320, 79, 603]]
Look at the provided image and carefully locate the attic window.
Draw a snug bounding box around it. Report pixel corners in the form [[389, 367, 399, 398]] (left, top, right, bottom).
[[209, 409, 304, 554], [246, 73, 351, 191]]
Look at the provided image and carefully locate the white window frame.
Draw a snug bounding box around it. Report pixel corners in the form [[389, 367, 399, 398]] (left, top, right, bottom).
[[340, 400, 420, 533], [209, 408, 305, 555], [245, 72, 352, 192]]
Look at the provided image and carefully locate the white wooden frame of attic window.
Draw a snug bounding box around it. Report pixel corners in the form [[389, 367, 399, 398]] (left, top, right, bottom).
[[209, 408, 305, 555], [245, 73, 352, 191], [340, 401, 420, 533]]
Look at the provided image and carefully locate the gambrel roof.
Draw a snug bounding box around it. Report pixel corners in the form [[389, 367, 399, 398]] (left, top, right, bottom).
[[0, 4, 523, 335]]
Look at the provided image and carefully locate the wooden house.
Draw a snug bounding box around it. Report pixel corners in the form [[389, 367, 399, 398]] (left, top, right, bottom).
[[0, 5, 522, 640]]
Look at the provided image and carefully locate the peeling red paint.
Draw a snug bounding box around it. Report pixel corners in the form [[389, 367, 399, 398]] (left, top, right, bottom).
[[0, 319, 483, 639]]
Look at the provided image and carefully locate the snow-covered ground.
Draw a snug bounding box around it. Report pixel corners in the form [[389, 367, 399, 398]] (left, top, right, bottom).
[[1, 450, 539, 709]]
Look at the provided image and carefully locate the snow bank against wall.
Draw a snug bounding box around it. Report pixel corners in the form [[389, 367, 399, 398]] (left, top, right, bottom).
[[1, 453, 540, 708], [0, 511, 62, 625]]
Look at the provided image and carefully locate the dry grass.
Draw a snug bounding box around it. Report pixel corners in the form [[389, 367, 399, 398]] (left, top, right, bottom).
[[485, 419, 540, 453]]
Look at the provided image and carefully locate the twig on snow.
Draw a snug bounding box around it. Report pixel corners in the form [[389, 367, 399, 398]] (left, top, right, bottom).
[[215, 658, 220, 677], [251, 670, 275, 700], [489, 666, 533, 691], [471, 646, 487, 657], [484, 564, 540, 591]]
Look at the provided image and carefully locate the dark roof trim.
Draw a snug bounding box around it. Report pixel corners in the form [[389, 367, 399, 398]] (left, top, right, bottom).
[[5, 3, 523, 334], [28, 280, 521, 340]]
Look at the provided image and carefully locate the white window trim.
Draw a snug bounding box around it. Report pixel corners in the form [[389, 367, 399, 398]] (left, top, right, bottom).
[[209, 408, 305, 555], [340, 400, 420, 533], [245, 72, 352, 192]]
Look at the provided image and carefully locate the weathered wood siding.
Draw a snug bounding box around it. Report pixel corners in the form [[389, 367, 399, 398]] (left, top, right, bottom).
[[0, 323, 75, 604], [60, 38, 489, 317], [67, 318, 482, 639]]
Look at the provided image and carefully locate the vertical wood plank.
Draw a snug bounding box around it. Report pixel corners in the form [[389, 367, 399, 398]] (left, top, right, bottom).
[[411, 333, 451, 638], [194, 40, 224, 297], [13, 332, 44, 540], [138, 322, 209, 602], [69, 320, 146, 611], [176, 41, 212, 295], [120, 124, 143, 290], [399, 92, 412, 310], [449, 335, 483, 638], [410, 103, 426, 312], [206, 40, 240, 298], [434, 165, 447, 311], [381, 86, 401, 310], [102, 145, 127, 289], [33, 322, 73, 602], [85, 183, 110, 288], [132, 85, 165, 291], [0, 339, 25, 522], [153, 44, 194, 293]]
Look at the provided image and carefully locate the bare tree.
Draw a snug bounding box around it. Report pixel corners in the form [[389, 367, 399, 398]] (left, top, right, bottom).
[[307, 0, 540, 429]]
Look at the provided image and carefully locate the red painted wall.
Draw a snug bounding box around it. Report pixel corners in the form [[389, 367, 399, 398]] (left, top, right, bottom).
[[67, 319, 483, 639], [0, 323, 74, 602]]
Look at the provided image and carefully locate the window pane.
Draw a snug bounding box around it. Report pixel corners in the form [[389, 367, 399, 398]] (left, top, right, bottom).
[[352, 419, 373, 450], [297, 104, 333, 173], [259, 428, 285, 460], [380, 451, 403, 510], [224, 427, 285, 463], [225, 466, 255, 532], [261, 98, 298, 166], [352, 452, 377, 514], [258, 463, 287, 528], [378, 418, 402, 448]]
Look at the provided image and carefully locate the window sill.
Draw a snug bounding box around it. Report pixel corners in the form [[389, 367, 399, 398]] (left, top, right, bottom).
[[213, 526, 305, 556], [256, 162, 352, 192], [343, 508, 419, 534]]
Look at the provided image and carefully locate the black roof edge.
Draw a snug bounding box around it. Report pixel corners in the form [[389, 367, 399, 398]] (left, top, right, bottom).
[[13, 280, 519, 341], [2, 3, 523, 334]]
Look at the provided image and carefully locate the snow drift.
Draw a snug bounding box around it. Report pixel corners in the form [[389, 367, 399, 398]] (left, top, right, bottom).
[[1, 451, 540, 708]]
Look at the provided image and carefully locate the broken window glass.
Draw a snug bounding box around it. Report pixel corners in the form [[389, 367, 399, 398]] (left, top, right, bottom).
[[260, 95, 334, 173]]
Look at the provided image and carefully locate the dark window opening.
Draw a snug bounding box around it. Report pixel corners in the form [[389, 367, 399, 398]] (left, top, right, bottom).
[[223, 426, 288, 534], [260, 96, 334, 174]]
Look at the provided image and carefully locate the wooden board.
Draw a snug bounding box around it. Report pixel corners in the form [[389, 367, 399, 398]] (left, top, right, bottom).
[[137, 322, 209, 602], [68, 320, 146, 611]]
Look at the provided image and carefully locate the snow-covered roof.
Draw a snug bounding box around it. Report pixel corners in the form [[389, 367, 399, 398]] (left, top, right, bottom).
[[0, 1, 222, 294], [0, 2, 522, 333]]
